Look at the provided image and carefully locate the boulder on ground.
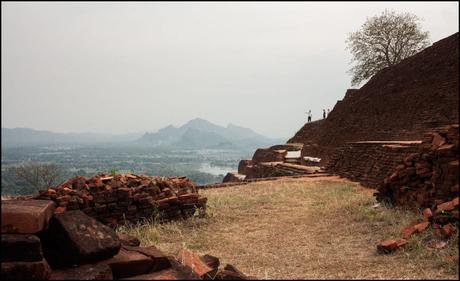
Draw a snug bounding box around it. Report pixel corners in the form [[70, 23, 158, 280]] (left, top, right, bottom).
[[50, 264, 113, 280], [2, 200, 56, 234], [1, 234, 43, 262]]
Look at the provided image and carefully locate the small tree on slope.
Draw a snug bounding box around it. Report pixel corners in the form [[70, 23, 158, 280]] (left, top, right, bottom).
[[346, 9, 430, 86]]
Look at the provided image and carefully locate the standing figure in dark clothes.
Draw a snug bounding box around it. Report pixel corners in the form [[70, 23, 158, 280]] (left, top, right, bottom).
[[306, 109, 312, 123], [323, 109, 326, 119]]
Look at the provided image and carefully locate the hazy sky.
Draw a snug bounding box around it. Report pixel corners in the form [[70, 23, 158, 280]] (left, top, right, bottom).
[[2, 2, 458, 138]]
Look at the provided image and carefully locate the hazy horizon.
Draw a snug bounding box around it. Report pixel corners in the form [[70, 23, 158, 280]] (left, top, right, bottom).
[[1, 117, 283, 139], [2, 2, 458, 139]]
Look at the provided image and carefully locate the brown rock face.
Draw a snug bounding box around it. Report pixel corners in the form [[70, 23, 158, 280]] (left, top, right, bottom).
[[1, 234, 43, 262], [43, 210, 121, 267], [1, 200, 56, 234]]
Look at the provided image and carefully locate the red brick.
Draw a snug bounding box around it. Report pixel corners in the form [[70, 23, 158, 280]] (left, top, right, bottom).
[[395, 237, 408, 247], [414, 221, 430, 233], [437, 201, 455, 211], [441, 223, 456, 238], [431, 133, 446, 148], [176, 249, 215, 278], [400, 226, 417, 239], [452, 197, 459, 207], [377, 238, 407, 253], [423, 208, 433, 221], [55, 206, 66, 214]]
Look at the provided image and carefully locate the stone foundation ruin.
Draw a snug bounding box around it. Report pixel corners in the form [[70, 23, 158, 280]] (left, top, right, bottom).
[[1, 199, 250, 280], [33, 173, 207, 228]]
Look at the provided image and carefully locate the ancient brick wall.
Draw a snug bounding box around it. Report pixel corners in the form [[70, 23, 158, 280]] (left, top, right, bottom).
[[34, 173, 207, 228], [288, 33, 459, 164], [326, 141, 421, 188], [376, 124, 459, 209], [238, 160, 254, 175], [251, 148, 286, 163]]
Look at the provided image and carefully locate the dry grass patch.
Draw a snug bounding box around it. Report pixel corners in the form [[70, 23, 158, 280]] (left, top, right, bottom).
[[117, 177, 459, 279]]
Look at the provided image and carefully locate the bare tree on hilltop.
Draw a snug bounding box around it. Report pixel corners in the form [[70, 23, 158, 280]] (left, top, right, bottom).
[[11, 162, 61, 193], [346, 9, 430, 86]]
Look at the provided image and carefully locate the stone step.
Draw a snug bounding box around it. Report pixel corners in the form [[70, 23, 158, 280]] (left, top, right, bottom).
[[2, 200, 56, 234]]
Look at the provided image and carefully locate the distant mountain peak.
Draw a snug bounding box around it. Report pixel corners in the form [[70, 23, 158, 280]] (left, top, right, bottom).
[[183, 118, 213, 126], [136, 118, 281, 149]]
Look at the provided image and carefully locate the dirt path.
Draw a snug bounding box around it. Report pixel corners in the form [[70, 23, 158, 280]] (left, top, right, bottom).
[[121, 177, 459, 279]]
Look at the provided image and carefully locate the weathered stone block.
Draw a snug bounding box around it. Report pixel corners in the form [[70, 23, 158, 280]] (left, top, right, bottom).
[[1, 259, 51, 280], [2, 200, 56, 234], [123, 245, 171, 272], [46, 210, 121, 265], [97, 248, 153, 279], [1, 234, 43, 262]]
